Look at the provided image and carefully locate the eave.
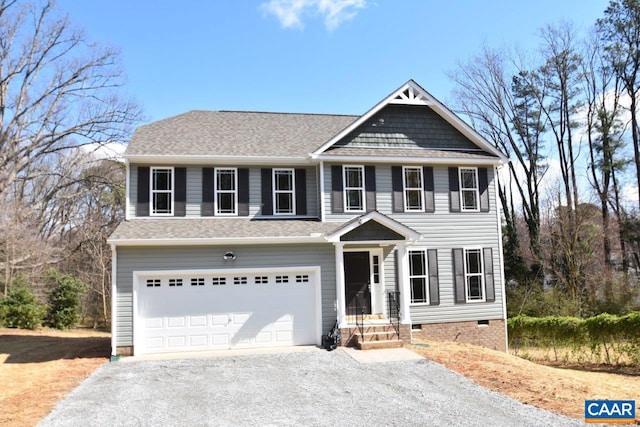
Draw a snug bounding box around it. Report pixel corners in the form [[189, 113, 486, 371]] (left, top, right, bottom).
[[124, 154, 311, 166]]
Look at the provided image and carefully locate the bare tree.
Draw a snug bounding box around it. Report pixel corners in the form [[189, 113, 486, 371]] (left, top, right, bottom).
[[0, 0, 141, 202]]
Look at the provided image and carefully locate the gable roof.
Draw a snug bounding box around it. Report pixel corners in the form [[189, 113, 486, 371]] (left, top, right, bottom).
[[311, 80, 508, 163], [125, 111, 357, 163], [325, 211, 421, 243]]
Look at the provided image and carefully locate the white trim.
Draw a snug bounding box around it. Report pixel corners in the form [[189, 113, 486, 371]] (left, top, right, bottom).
[[464, 247, 486, 303], [125, 154, 312, 166], [132, 266, 323, 355], [150, 166, 175, 216], [311, 155, 503, 165], [273, 168, 296, 216], [110, 245, 117, 356], [125, 160, 131, 220], [459, 167, 480, 212], [319, 161, 326, 222], [214, 167, 238, 216], [402, 166, 425, 212], [342, 165, 366, 213], [335, 243, 346, 328], [311, 80, 509, 162], [396, 244, 412, 325]]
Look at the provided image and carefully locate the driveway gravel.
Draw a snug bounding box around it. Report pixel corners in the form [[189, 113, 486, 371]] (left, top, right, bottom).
[[39, 348, 584, 427]]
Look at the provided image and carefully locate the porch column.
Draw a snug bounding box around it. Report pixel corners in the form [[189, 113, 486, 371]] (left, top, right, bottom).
[[334, 243, 347, 328], [396, 243, 411, 324]]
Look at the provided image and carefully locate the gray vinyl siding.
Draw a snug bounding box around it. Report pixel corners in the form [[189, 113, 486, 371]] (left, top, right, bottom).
[[323, 162, 504, 324], [114, 244, 335, 347], [128, 164, 319, 219]]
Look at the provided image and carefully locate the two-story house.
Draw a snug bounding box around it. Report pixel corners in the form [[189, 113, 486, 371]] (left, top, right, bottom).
[[108, 80, 509, 356]]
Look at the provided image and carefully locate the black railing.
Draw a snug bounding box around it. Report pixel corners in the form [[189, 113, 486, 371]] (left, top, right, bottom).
[[347, 291, 366, 338], [387, 290, 401, 339]]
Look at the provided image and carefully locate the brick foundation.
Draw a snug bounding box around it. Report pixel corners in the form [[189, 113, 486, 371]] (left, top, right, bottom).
[[410, 319, 507, 352], [115, 346, 133, 356]]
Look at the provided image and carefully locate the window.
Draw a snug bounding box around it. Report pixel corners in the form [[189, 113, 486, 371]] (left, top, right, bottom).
[[343, 166, 365, 212], [273, 169, 295, 215], [212, 277, 227, 286], [233, 276, 248, 285], [146, 279, 161, 288], [191, 278, 205, 286], [459, 168, 479, 211], [151, 167, 173, 215], [409, 250, 428, 304], [275, 275, 289, 283], [465, 248, 484, 301], [372, 255, 380, 284], [403, 167, 424, 211], [168, 279, 183, 287], [215, 168, 237, 215], [254, 276, 268, 284], [295, 274, 309, 283]]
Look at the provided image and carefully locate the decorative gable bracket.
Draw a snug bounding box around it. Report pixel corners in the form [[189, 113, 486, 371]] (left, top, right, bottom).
[[389, 84, 431, 105]]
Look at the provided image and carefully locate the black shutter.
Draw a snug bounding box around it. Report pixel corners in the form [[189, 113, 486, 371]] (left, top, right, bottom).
[[424, 166, 435, 213], [365, 165, 376, 212], [331, 165, 343, 213], [479, 167, 490, 212], [261, 168, 273, 216], [427, 249, 439, 305], [449, 167, 461, 212], [201, 168, 214, 216], [137, 166, 149, 217], [295, 169, 307, 215], [484, 247, 495, 302], [174, 167, 187, 217], [392, 166, 403, 213], [452, 248, 465, 304], [238, 168, 249, 216]]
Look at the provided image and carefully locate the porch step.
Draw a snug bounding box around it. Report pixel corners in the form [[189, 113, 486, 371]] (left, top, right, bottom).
[[356, 331, 399, 342], [357, 339, 404, 350]]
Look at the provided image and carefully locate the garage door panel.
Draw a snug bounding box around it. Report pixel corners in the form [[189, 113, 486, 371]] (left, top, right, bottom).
[[136, 269, 319, 354]]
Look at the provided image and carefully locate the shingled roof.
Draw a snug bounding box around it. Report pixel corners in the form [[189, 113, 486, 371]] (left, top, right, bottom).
[[126, 111, 358, 158]]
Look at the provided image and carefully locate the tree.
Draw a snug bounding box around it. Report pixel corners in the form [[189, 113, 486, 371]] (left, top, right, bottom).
[[0, 0, 141, 202], [598, 0, 640, 208]]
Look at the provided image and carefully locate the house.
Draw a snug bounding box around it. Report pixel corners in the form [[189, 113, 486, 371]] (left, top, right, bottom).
[[108, 80, 510, 356]]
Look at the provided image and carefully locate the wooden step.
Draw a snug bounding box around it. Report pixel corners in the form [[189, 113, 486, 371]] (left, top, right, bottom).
[[357, 339, 404, 350]]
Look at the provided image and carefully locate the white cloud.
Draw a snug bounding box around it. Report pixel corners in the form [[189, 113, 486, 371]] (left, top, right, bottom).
[[80, 142, 127, 161], [261, 0, 367, 31]]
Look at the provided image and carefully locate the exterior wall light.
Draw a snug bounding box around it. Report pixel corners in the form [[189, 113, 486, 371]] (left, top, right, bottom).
[[223, 251, 237, 261]]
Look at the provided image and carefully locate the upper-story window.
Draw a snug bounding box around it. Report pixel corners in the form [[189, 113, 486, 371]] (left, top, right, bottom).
[[343, 165, 365, 212], [215, 168, 237, 215], [459, 167, 479, 211], [465, 248, 484, 301], [151, 167, 173, 215], [273, 169, 295, 215], [403, 167, 424, 212]]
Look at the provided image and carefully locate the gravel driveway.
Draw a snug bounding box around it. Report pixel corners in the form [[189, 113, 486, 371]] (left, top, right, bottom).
[[39, 348, 583, 427]]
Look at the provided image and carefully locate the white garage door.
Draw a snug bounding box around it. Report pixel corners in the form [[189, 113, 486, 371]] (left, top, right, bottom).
[[134, 267, 320, 355]]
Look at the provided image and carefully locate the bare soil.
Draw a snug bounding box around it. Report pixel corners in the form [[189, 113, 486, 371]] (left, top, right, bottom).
[[412, 340, 640, 421], [2, 329, 639, 425], [0, 327, 110, 427]]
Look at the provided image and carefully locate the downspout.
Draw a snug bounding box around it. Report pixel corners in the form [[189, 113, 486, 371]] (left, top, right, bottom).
[[494, 165, 509, 353], [110, 244, 118, 359]]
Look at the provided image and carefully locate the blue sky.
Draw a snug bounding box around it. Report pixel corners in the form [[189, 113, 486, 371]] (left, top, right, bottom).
[[58, 0, 609, 123]]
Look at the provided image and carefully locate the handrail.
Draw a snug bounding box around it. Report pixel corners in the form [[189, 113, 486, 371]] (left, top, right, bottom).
[[387, 290, 400, 339]]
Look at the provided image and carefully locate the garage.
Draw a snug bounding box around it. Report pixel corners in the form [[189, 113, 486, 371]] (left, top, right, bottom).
[[132, 267, 321, 355]]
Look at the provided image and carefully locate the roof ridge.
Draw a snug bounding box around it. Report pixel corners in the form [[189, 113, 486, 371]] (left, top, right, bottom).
[[198, 110, 359, 118]]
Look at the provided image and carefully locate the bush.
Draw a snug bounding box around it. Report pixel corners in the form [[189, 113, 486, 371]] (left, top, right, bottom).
[[0, 288, 46, 329], [45, 270, 87, 329]]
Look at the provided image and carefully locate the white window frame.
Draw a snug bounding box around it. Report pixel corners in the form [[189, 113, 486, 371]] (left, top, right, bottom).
[[150, 167, 174, 216], [459, 167, 480, 212], [343, 165, 365, 212], [403, 166, 424, 212], [273, 168, 296, 216], [214, 167, 238, 216], [464, 248, 485, 302], [408, 249, 429, 305]]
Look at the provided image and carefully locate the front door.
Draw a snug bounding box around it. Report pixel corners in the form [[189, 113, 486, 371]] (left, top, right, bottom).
[[344, 251, 371, 315]]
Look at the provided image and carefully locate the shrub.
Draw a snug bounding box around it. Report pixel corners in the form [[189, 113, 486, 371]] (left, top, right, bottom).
[[45, 270, 87, 329], [0, 288, 46, 329]]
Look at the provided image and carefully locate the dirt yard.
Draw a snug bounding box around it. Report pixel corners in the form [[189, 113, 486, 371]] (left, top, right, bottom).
[[411, 340, 640, 420], [0, 328, 110, 426], [2, 329, 639, 425]]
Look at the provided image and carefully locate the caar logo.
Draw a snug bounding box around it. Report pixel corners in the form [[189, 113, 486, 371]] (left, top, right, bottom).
[[585, 400, 636, 424]]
